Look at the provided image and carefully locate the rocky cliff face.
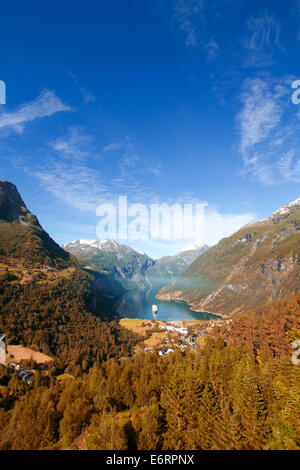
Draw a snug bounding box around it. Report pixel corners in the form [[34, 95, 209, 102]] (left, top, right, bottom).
[[0, 180, 73, 269], [0, 180, 40, 227], [157, 199, 300, 316]]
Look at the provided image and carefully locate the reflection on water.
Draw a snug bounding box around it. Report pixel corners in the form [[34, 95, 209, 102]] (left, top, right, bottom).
[[115, 289, 220, 322]]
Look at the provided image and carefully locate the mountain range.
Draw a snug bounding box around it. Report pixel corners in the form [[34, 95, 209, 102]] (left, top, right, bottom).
[[157, 198, 300, 316], [62, 239, 208, 293], [0, 177, 299, 362]]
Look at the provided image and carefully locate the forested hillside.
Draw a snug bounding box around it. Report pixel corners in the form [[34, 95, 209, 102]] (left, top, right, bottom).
[[1, 293, 299, 450]]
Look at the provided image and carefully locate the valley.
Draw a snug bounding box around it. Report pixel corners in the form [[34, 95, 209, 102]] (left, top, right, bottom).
[[0, 180, 299, 451], [2, 1, 300, 452], [113, 288, 220, 321], [62, 238, 208, 295]]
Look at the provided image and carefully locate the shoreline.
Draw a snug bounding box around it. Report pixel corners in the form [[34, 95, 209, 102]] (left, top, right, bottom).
[[155, 294, 227, 319], [120, 317, 224, 327]]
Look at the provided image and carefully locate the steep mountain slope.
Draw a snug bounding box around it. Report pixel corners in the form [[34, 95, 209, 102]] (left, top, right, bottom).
[[0, 181, 141, 368], [157, 199, 300, 316], [0, 181, 73, 269]]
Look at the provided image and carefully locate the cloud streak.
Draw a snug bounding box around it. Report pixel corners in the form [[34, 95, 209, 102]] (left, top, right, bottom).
[[32, 132, 160, 213], [237, 75, 300, 184], [247, 10, 283, 52], [172, 0, 221, 61], [68, 72, 95, 103], [0, 90, 71, 133], [51, 126, 100, 161], [238, 77, 286, 157], [243, 10, 285, 68], [173, 0, 204, 47], [34, 161, 110, 212]]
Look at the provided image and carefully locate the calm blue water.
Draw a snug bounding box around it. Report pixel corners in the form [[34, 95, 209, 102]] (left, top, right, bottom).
[[115, 289, 220, 322]]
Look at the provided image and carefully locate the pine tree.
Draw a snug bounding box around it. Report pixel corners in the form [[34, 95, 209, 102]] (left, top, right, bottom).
[[161, 369, 187, 450], [214, 399, 242, 450], [86, 413, 128, 450], [230, 358, 269, 449], [196, 386, 219, 449], [161, 364, 201, 450], [268, 363, 300, 450], [137, 399, 164, 450]]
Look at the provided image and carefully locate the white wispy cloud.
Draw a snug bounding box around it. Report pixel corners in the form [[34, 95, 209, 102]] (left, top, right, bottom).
[[247, 10, 282, 51], [172, 0, 220, 62], [238, 77, 286, 157], [243, 10, 285, 68], [32, 128, 256, 252], [237, 75, 300, 184], [204, 208, 255, 246], [32, 132, 159, 213], [51, 126, 100, 161], [79, 88, 95, 104], [102, 138, 163, 179], [118, 205, 256, 258], [102, 141, 124, 153], [68, 72, 95, 103], [203, 39, 219, 62], [34, 161, 110, 212], [0, 90, 71, 133], [278, 150, 300, 183], [173, 0, 204, 47]]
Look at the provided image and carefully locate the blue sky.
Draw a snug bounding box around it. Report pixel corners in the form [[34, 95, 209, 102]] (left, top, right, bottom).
[[1, 0, 300, 258]]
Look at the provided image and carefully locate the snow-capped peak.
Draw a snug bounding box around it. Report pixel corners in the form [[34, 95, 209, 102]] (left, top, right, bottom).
[[63, 239, 113, 249], [177, 241, 207, 254], [272, 197, 300, 216], [253, 197, 300, 225], [173, 242, 208, 257], [78, 239, 98, 246]]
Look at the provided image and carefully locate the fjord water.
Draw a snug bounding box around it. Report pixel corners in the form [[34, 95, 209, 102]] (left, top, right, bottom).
[[115, 289, 220, 322]]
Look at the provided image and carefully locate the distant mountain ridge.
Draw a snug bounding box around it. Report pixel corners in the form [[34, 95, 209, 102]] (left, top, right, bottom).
[[157, 198, 300, 316], [146, 243, 209, 291], [62, 239, 154, 290], [62, 239, 209, 293]]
